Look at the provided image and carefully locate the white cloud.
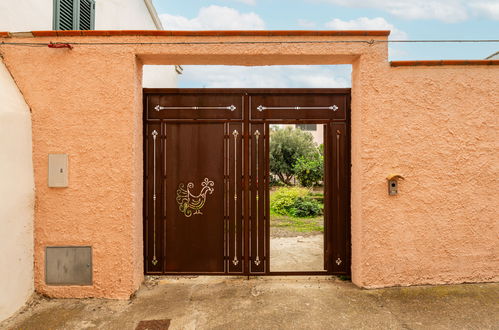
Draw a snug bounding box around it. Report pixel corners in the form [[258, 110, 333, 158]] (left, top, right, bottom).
[[469, 1, 499, 20], [316, 0, 469, 23], [324, 17, 409, 59], [325, 17, 408, 39], [179, 65, 352, 88], [160, 5, 265, 30]]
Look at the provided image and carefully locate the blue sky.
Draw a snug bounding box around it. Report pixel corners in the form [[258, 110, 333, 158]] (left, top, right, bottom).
[[150, 0, 499, 87]]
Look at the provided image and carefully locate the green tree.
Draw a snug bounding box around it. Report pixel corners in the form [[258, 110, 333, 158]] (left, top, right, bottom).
[[269, 127, 316, 185], [294, 150, 324, 187]]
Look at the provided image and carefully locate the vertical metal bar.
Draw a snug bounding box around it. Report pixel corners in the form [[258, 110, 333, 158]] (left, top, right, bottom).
[[224, 124, 228, 272], [151, 129, 158, 266], [254, 129, 261, 266], [232, 129, 239, 266], [335, 128, 342, 267], [264, 124, 270, 273], [162, 124, 167, 272], [244, 104, 250, 274], [336, 130, 341, 190]]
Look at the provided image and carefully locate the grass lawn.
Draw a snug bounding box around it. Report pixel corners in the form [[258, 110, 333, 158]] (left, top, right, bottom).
[[270, 211, 324, 234]]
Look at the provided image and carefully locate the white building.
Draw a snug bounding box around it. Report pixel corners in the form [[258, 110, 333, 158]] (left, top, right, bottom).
[[0, 0, 180, 88], [0, 0, 177, 322], [273, 124, 325, 145]]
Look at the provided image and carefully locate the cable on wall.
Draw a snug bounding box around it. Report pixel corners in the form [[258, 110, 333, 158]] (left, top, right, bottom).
[[1, 39, 499, 48]]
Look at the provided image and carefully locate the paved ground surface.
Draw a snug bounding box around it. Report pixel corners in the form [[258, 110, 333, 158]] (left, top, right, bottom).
[[2, 277, 498, 330], [270, 235, 324, 272]]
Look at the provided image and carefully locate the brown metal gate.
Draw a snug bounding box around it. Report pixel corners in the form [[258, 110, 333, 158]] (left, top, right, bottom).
[[144, 89, 350, 276]]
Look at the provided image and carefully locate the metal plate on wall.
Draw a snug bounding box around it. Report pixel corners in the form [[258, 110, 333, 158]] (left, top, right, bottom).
[[45, 246, 92, 285]]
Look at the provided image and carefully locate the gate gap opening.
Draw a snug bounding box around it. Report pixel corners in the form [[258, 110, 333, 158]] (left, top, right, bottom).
[[269, 124, 327, 272], [175, 65, 351, 89]]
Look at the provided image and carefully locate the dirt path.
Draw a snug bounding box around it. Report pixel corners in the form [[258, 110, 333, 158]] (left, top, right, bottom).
[[270, 234, 324, 272]]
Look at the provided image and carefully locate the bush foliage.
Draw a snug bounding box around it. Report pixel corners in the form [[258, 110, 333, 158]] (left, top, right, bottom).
[[270, 187, 323, 217], [294, 151, 324, 187], [269, 127, 316, 186]]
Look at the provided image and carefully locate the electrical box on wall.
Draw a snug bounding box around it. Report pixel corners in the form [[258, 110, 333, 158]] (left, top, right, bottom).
[[45, 246, 92, 285], [48, 154, 68, 187], [386, 174, 404, 196]]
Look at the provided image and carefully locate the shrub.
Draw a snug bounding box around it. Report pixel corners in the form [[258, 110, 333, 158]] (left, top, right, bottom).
[[270, 187, 308, 215], [270, 187, 323, 217], [288, 196, 323, 217], [294, 152, 324, 187]]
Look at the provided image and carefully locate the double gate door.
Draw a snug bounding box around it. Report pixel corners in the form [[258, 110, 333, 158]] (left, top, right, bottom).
[[144, 89, 350, 276]]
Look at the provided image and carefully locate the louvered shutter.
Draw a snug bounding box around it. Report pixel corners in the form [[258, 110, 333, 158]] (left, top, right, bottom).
[[54, 0, 75, 30], [78, 0, 95, 30], [54, 0, 95, 30]]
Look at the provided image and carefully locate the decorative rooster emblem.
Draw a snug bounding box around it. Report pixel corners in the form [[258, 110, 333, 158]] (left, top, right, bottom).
[[176, 178, 215, 217]]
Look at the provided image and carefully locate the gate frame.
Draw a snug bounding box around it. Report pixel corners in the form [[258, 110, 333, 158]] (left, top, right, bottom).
[[143, 88, 351, 276]]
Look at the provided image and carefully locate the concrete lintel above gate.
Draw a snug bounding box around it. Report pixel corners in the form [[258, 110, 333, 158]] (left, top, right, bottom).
[[138, 54, 361, 66], [1, 30, 390, 65]]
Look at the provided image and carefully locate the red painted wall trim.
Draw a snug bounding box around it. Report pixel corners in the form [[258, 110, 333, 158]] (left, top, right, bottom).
[[391, 60, 499, 67], [3, 30, 391, 38]]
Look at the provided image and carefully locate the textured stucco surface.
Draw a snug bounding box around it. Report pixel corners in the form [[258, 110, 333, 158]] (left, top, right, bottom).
[[0, 43, 144, 299], [352, 61, 499, 287], [0, 34, 497, 298], [0, 60, 35, 320]]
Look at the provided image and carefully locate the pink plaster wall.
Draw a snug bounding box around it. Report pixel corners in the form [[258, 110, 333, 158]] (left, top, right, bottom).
[[0, 43, 144, 298], [353, 64, 499, 287], [0, 33, 497, 297]]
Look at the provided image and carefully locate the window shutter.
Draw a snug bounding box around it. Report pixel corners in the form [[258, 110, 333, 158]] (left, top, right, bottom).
[[78, 0, 95, 30], [54, 0, 95, 30], [54, 0, 75, 30]]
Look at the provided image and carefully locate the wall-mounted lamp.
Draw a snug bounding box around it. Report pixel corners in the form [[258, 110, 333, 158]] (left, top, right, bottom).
[[386, 174, 404, 196]]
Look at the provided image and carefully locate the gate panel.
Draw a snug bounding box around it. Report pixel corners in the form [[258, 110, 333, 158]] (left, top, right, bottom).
[[228, 122, 244, 273], [144, 123, 164, 273], [249, 123, 266, 273], [330, 123, 349, 274], [147, 92, 243, 120], [164, 122, 226, 273], [249, 91, 348, 121]]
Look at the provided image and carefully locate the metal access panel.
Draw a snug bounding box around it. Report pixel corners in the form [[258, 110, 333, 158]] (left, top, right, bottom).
[[45, 246, 92, 285], [48, 154, 68, 187]]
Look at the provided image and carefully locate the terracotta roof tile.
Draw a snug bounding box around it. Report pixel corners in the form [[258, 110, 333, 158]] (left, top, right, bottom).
[[0, 30, 391, 38], [391, 60, 499, 66], [31, 31, 58, 37], [56, 30, 82, 36]]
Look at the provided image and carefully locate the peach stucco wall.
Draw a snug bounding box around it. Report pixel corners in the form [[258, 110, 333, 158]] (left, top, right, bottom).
[[0, 42, 145, 298], [0, 33, 497, 297], [351, 63, 498, 287]]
